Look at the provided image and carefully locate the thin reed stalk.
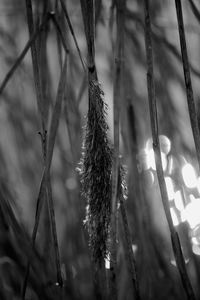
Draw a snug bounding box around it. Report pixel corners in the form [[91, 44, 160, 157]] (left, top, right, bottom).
[[59, 0, 86, 71], [50, 12, 69, 56], [125, 10, 200, 79], [188, 0, 200, 23], [21, 170, 46, 300], [25, 0, 46, 136], [119, 168, 141, 300], [22, 55, 68, 299], [109, 1, 126, 299], [44, 55, 68, 287], [0, 14, 51, 96], [143, 1, 196, 300], [175, 0, 200, 171]]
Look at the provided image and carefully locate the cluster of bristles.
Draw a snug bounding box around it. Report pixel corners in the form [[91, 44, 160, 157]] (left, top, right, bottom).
[[78, 80, 112, 264], [78, 79, 128, 265]]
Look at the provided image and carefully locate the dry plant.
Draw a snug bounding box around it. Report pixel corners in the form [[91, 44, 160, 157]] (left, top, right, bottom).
[[1, 0, 200, 300]]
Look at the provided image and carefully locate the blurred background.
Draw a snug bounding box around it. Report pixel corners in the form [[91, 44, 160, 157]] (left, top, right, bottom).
[[1, 0, 200, 299]]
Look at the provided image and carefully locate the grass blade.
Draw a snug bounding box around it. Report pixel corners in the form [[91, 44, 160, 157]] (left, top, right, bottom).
[[119, 169, 141, 300], [59, 0, 86, 71], [45, 54, 68, 287], [0, 14, 50, 96], [22, 53, 68, 298], [21, 170, 46, 300], [143, 0, 196, 299], [109, 1, 126, 299], [175, 0, 200, 172], [25, 0, 46, 136], [50, 12, 69, 58], [188, 0, 200, 23]]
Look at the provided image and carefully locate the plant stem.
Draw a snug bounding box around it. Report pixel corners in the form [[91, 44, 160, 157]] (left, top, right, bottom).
[[125, 10, 200, 79], [188, 0, 200, 23], [175, 0, 200, 172], [59, 0, 86, 71], [110, 1, 126, 299], [0, 14, 50, 96], [25, 0, 46, 136], [50, 12, 69, 56], [80, 2, 109, 299], [120, 190, 141, 300], [21, 170, 46, 300], [143, 1, 196, 299], [21, 55, 68, 299]]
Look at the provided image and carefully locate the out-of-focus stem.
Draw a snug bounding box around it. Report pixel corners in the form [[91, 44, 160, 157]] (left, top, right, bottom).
[[175, 0, 200, 172], [143, 0, 196, 299]]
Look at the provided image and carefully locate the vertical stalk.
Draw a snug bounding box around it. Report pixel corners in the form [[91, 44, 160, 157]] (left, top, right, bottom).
[[175, 0, 200, 171], [0, 15, 50, 96], [110, 1, 125, 299], [143, 1, 196, 300], [80, 1, 110, 299], [25, 0, 46, 139], [119, 181, 141, 300]]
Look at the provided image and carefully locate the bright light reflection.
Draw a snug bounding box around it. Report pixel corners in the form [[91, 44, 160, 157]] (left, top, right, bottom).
[[167, 155, 174, 175], [192, 244, 200, 256], [182, 163, 197, 188], [191, 237, 200, 246], [139, 149, 150, 171], [132, 244, 138, 254], [180, 209, 186, 223], [165, 177, 175, 201], [145, 135, 171, 155], [171, 257, 189, 267], [196, 177, 200, 195], [147, 171, 155, 185], [170, 207, 179, 226], [105, 254, 110, 269], [182, 196, 200, 229], [146, 149, 167, 171], [174, 190, 184, 212], [191, 226, 200, 245], [159, 135, 171, 155]]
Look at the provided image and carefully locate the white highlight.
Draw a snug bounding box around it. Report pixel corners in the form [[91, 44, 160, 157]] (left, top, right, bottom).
[[132, 244, 138, 254], [196, 177, 200, 194], [182, 163, 197, 188], [171, 257, 189, 267], [174, 190, 185, 212], [105, 255, 110, 269], [192, 244, 200, 256], [182, 196, 200, 229], [170, 207, 179, 226], [146, 149, 167, 171], [165, 177, 175, 201], [159, 135, 171, 155]]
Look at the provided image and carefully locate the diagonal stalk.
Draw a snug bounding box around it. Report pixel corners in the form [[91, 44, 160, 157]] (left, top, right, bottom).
[[175, 0, 200, 172], [50, 12, 69, 57], [143, 1, 196, 299], [0, 14, 50, 96], [188, 0, 200, 23], [59, 0, 86, 71], [21, 55, 68, 299], [25, 0, 46, 136]]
